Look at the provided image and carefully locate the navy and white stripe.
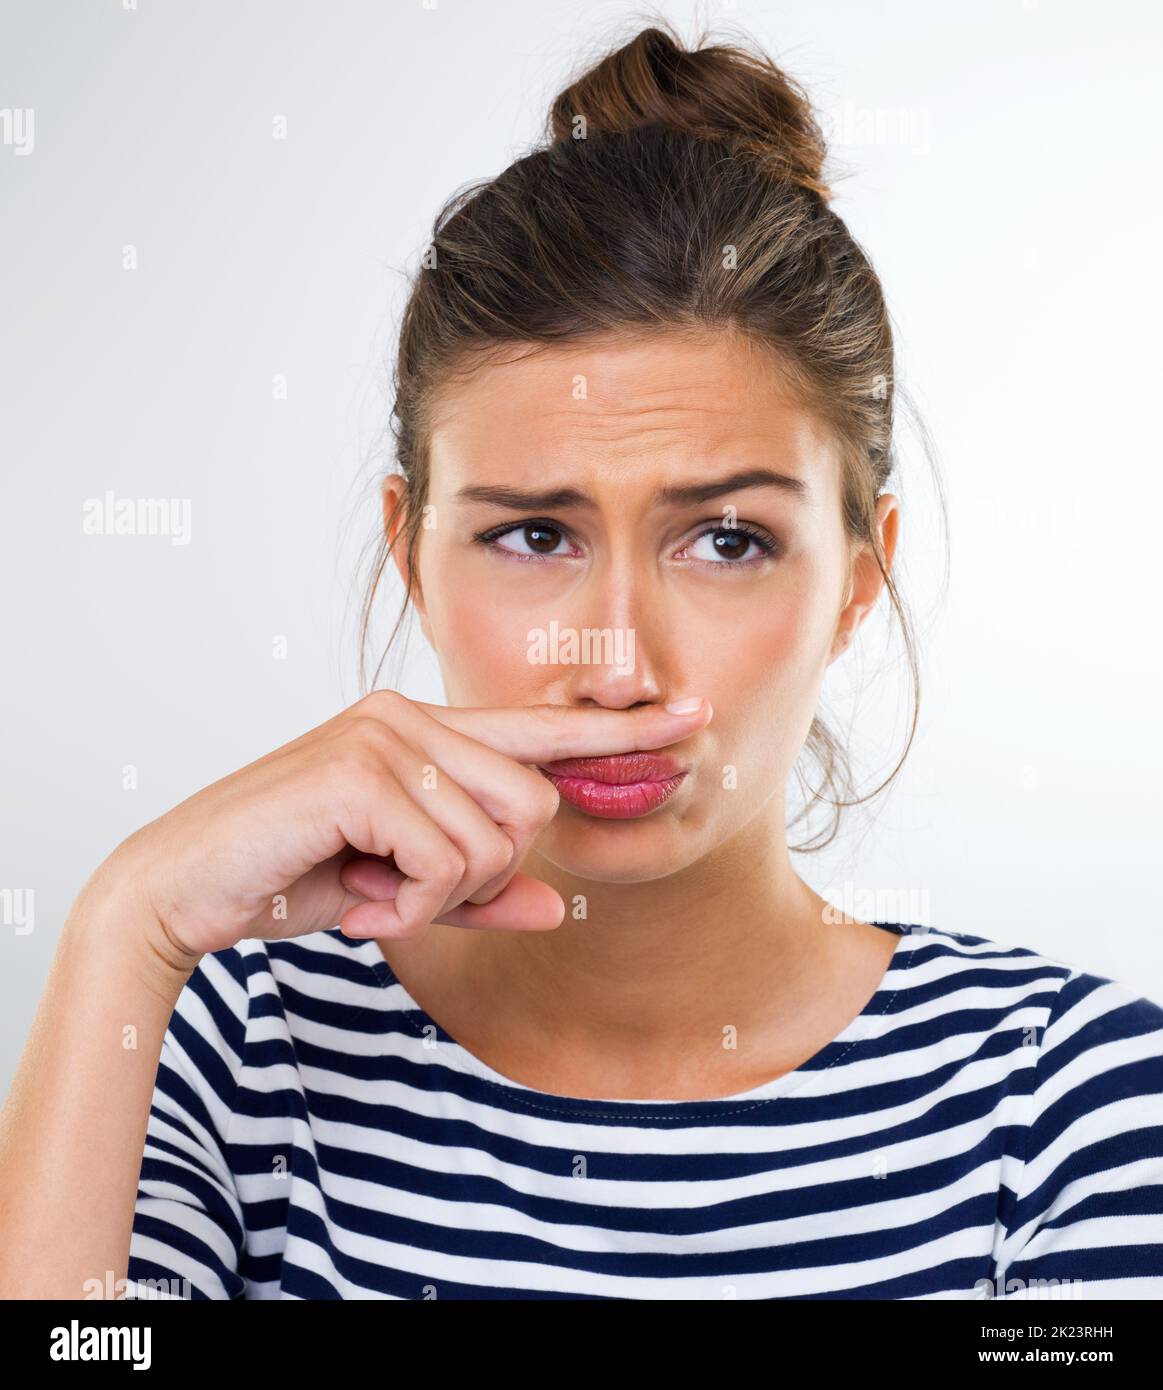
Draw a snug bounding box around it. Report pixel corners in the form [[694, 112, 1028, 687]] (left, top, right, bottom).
[[127, 922, 1163, 1299]]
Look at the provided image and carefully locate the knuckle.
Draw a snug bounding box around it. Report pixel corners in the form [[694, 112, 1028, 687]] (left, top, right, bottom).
[[527, 770, 561, 823], [341, 715, 402, 764], [477, 829, 515, 879], [540, 775, 562, 816], [345, 713, 389, 744], [325, 750, 382, 801], [504, 779, 559, 843], [322, 727, 396, 792], [356, 688, 407, 723], [434, 846, 467, 890]]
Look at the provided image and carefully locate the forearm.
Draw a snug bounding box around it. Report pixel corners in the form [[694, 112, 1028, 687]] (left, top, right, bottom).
[[0, 855, 200, 1298]]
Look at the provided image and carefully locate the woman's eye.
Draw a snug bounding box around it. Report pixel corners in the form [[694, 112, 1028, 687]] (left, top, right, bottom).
[[683, 525, 777, 564], [474, 520, 777, 565], [487, 522, 573, 558]]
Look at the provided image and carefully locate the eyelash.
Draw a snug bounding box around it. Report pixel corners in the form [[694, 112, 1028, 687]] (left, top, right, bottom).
[[471, 517, 780, 567]]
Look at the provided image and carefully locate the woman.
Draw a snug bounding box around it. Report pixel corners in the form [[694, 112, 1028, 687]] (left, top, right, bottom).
[[2, 22, 1160, 1301]]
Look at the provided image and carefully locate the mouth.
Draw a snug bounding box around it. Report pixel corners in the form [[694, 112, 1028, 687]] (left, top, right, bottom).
[[535, 752, 689, 820]]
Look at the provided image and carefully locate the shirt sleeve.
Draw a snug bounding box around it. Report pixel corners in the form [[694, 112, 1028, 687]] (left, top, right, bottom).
[[995, 967, 1163, 1299], [125, 945, 251, 1301]]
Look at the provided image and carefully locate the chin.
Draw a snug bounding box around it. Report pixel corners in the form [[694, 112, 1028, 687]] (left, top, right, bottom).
[[534, 815, 707, 885]]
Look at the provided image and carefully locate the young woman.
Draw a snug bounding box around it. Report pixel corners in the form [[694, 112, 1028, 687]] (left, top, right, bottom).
[[2, 23, 1161, 1301]]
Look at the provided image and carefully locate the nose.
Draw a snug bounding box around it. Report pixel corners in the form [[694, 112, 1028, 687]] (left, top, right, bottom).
[[567, 655, 661, 710], [549, 564, 675, 710]]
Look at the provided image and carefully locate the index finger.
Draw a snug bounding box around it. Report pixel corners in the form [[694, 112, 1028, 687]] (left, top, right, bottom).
[[409, 698, 713, 765]]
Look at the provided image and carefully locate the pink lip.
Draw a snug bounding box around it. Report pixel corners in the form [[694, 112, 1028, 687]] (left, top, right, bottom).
[[536, 752, 689, 819]]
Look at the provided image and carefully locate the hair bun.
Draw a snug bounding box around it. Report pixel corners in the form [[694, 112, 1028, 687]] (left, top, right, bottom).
[[547, 24, 831, 201]]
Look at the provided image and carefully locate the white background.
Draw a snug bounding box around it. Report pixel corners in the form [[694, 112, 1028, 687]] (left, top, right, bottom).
[[2, 0, 1161, 1098]]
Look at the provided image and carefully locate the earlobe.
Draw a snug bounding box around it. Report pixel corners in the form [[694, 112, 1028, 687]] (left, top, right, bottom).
[[830, 607, 859, 663]]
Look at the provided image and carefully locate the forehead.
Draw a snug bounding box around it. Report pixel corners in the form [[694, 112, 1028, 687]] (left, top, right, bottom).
[[426, 331, 839, 490]]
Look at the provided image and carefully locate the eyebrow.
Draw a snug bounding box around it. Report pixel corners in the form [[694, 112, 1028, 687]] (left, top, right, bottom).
[[454, 467, 809, 511]]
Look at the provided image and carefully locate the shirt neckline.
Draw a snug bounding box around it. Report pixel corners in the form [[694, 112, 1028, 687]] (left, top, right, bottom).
[[337, 921, 920, 1120]]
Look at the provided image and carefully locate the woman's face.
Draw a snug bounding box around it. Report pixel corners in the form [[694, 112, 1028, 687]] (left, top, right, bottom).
[[386, 330, 897, 883]]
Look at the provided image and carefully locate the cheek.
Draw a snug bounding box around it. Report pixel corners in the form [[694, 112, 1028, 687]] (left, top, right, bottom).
[[423, 565, 551, 703], [688, 569, 832, 700], [683, 566, 839, 775]]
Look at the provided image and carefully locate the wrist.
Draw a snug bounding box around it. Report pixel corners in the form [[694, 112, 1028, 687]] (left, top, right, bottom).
[[70, 843, 203, 986]]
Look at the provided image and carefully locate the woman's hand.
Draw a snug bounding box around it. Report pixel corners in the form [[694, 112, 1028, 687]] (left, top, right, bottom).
[[106, 690, 712, 964]]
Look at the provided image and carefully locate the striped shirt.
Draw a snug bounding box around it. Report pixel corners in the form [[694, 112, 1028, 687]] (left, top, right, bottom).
[[126, 921, 1163, 1299]]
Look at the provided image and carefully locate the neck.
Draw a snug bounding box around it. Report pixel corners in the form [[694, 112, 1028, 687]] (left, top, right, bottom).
[[435, 803, 866, 1077]]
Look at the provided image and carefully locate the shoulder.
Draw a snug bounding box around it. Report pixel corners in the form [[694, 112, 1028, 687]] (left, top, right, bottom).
[[979, 940, 1163, 1292], [1027, 964, 1163, 1112], [889, 923, 1076, 1021], [176, 935, 268, 1020], [158, 938, 270, 1081], [161, 929, 384, 1093], [261, 925, 389, 995], [912, 928, 1163, 1153], [889, 925, 1163, 1082], [178, 926, 389, 1029], [183, 927, 380, 999], [892, 923, 1163, 1025]]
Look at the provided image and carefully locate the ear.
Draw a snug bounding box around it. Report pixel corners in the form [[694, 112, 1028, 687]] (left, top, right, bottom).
[[829, 493, 900, 661], [382, 476, 435, 649]]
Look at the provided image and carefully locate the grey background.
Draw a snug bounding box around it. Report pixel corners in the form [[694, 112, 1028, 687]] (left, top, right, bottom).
[[2, 0, 1161, 1100]]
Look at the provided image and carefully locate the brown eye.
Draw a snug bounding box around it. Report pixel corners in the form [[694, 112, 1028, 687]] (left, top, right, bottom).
[[685, 524, 778, 565], [711, 529, 752, 561], [522, 524, 563, 554], [483, 521, 574, 558]]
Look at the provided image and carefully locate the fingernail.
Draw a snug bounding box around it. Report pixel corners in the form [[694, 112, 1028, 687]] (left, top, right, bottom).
[[665, 696, 704, 714]]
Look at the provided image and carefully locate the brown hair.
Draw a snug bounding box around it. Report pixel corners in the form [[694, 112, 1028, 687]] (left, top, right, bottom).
[[359, 18, 947, 851]]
